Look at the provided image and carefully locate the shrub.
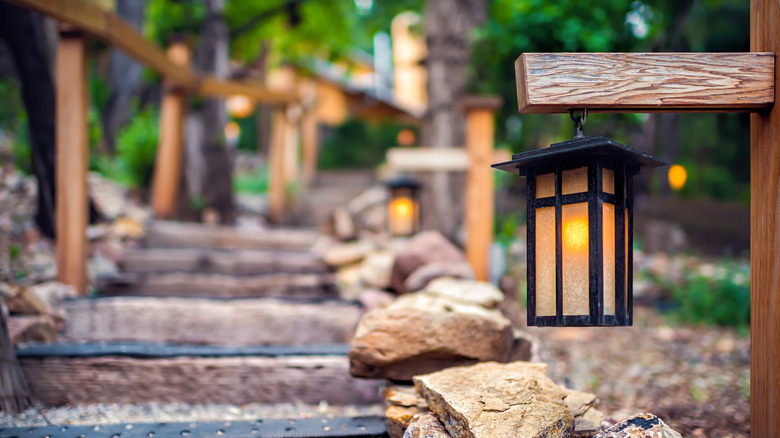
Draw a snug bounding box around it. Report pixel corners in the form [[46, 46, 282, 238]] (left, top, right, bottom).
[[99, 106, 159, 190]]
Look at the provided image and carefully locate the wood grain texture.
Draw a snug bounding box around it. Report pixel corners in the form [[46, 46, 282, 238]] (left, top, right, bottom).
[[56, 33, 89, 295], [750, 1, 780, 435], [516, 52, 775, 113]]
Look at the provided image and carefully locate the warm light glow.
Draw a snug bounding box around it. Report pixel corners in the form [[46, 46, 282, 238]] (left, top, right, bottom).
[[224, 121, 241, 142], [668, 164, 687, 191], [563, 216, 589, 252], [388, 196, 416, 235], [397, 129, 415, 146], [226, 95, 254, 118], [392, 197, 413, 217]]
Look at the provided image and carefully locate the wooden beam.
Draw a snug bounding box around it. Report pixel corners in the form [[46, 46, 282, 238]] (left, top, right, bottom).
[[516, 52, 775, 113], [386, 147, 471, 172], [56, 30, 89, 295], [198, 77, 296, 104], [750, 1, 780, 435], [151, 41, 190, 219], [462, 96, 502, 282]]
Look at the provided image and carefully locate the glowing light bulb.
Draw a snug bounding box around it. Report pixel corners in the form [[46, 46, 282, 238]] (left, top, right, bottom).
[[224, 121, 240, 142], [226, 95, 254, 118], [391, 197, 413, 218], [668, 164, 687, 191], [563, 216, 588, 252]]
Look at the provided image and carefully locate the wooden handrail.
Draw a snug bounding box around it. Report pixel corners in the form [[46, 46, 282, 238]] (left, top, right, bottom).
[[6, 0, 297, 103]]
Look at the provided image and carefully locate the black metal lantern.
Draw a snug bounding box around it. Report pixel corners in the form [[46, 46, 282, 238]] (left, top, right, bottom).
[[385, 176, 421, 237], [492, 113, 666, 326]]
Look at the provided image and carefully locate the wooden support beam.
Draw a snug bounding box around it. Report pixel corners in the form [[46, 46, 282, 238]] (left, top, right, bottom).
[[750, 1, 780, 435], [151, 40, 190, 219], [268, 106, 287, 224], [198, 78, 297, 104], [516, 52, 775, 113], [462, 96, 502, 282], [56, 30, 89, 295], [386, 147, 471, 172], [301, 111, 319, 186]]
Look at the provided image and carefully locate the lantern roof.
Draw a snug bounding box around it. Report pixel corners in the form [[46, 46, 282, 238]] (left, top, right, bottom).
[[492, 136, 667, 176], [385, 175, 421, 189]]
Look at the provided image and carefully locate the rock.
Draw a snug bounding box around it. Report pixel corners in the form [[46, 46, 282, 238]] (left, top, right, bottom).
[[7, 315, 58, 345], [331, 207, 358, 241], [323, 240, 375, 267], [387, 405, 424, 438], [423, 278, 503, 309], [358, 288, 395, 311], [349, 294, 513, 380], [336, 263, 364, 294], [385, 384, 429, 409], [413, 361, 574, 438], [508, 328, 535, 362], [595, 413, 681, 438], [403, 261, 475, 293], [564, 388, 598, 417], [574, 408, 606, 437], [403, 412, 452, 438], [390, 231, 466, 293], [1, 285, 48, 315], [111, 216, 144, 239], [28, 281, 77, 318], [360, 251, 395, 289], [347, 186, 387, 215], [359, 203, 387, 233], [385, 385, 429, 438]]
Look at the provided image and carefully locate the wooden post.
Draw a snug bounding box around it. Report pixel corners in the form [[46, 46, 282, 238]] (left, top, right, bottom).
[[151, 39, 190, 219], [56, 28, 89, 295], [301, 111, 318, 186], [750, 0, 780, 434], [283, 104, 301, 187], [462, 96, 502, 282], [268, 106, 287, 224]]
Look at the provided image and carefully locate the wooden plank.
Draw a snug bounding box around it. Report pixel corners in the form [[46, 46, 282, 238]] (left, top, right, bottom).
[[198, 77, 296, 103], [64, 297, 360, 346], [144, 221, 320, 250], [516, 52, 775, 113], [462, 96, 502, 282], [151, 41, 190, 219], [750, 1, 780, 435], [386, 147, 471, 172], [56, 31, 89, 295]]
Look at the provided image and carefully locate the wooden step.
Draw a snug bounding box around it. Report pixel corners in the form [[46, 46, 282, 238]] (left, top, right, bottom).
[[64, 296, 362, 346], [145, 221, 321, 250], [17, 343, 383, 406], [96, 272, 338, 298], [119, 248, 329, 275]]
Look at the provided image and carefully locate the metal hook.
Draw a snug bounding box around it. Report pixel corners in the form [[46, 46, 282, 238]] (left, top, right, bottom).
[[570, 109, 588, 138]]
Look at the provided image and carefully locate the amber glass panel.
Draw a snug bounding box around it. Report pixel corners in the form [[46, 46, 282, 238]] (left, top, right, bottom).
[[603, 203, 615, 315], [562, 202, 589, 315], [603, 168, 615, 194], [535, 206, 556, 316], [562, 167, 588, 194], [388, 190, 417, 236], [536, 173, 555, 198]]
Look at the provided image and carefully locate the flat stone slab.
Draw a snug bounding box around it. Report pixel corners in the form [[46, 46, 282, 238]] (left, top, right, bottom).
[[64, 296, 361, 346], [0, 416, 387, 438], [145, 221, 320, 250]]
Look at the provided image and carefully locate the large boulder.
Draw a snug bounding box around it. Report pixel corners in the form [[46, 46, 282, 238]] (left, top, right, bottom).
[[390, 231, 466, 293], [349, 293, 513, 380], [413, 361, 574, 438], [423, 278, 503, 309]]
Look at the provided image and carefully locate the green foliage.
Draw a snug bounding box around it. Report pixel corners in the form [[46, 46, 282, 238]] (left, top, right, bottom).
[[666, 261, 750, 331], [319, 119, 415, 169], [0, 79, 31, 174], [234, 170, 269, 195], [97, 105, 159, 190]]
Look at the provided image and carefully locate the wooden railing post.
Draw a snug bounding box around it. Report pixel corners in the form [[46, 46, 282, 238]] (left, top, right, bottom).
[[56, 27, 89, 295], [301, 110, 318, 186], [461, 96, 502, 282], [268, 105, 288, 224], [151, 38, 190, 219]]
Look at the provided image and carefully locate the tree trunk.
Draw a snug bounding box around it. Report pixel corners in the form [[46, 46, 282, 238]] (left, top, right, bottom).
[[102, 0, 145, 153], [183, 0, 235, 223], [422, 0, 486, 238]]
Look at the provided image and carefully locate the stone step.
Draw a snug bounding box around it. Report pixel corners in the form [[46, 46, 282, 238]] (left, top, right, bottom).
[[145, 221, 321, 250], [16, 343, 383, 406], [119, 248, 329, 275], [96, 272, 338, 299], [63, 296, 362, 346]]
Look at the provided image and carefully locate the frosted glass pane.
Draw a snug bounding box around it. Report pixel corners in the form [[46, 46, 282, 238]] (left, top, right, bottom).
[[603, 168, 615, 194], [535, 207, 556, 316], [562, 202, 589, 315], [562, 167, 588, 194], [536, 173, 555, 198], [603, 203, 615, 315]]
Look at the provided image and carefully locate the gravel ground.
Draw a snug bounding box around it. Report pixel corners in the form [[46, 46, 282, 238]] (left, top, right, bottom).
[[0, 402, 385, 427]]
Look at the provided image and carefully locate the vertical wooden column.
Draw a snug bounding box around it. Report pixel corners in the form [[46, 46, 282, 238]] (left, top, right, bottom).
[[56, 28, 89, 295], [461, 96, 503, 282], [283, 104, 301, 187], [268, 105, 288, 224], [301, 111, 319, 186], [750, 0, 780, 434], [151, 39, 190, 219]]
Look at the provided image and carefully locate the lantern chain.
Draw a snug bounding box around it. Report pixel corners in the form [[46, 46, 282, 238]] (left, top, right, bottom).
[[570, 109, 588, 138]]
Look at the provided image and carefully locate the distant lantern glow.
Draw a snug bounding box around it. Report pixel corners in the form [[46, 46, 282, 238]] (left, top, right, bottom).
[[668, 164, 687, 191], [397, 129, 415, 146], [226, 95, 254, 118], [391, 197, 413, 218], [224, 121, 241, 142], [386, 176, 421, 237]]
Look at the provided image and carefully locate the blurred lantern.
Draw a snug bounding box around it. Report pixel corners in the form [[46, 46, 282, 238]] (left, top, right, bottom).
[[386, 176, 421, 237], [668, 164, 687, 191], [397, 128, 416, 146], [224, 121, 241, 145], [226, 95, 254, 118], [493, 111, 666, 326]]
